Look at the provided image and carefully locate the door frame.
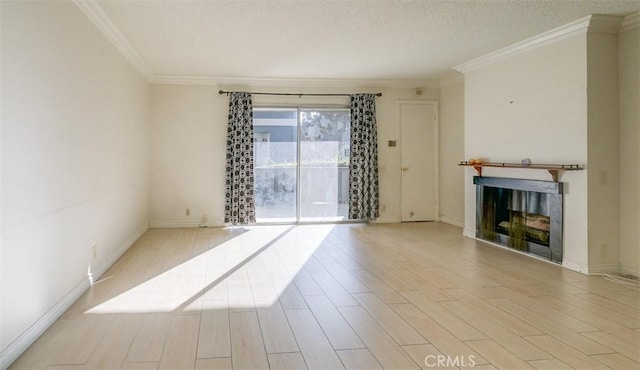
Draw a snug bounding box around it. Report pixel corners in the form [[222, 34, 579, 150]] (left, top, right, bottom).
[[397, 99, 440, 222], [253, 104, 354, 224]]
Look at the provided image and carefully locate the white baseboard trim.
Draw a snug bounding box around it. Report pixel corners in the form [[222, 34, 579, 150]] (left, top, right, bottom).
[[562, 258, 589, 274], [620, 266, 640, 279], [462, 228, 475, 238], [149, 220, 226, 228], [372, 216, 401, 224], [93, 223, 149, 280], [150, 220, 200, 228], [439, 217, 464, 228], [0, 223, 148, 370], [0, 274, 90, 369], [587, 263, 621, 275]]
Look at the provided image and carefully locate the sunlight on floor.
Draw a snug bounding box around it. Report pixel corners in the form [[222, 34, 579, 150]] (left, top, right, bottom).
[[85, 224, 335, 314]]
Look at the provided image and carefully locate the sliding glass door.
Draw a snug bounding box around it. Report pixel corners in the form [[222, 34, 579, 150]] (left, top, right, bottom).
[[254, 107, 350, 223], [253, 108, 297, 222], [299, 109, 350, 222]]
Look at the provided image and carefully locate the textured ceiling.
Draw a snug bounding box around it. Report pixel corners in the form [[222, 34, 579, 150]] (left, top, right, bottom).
[[95, 0, 640, 82]]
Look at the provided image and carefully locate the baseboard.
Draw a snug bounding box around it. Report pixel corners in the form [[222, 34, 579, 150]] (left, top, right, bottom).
[[462, 228, 475, 238], [439, 217, 464, 228], [562, 258, 589, 274], [150, 220, 202, 228], [0, 223, 148, 370], [587, 263, 621, 275], [149, 220, 226, 228], [93, 223, 149, 280], [620, 266, 640, 279], [372, 216, 401, 223], [0, 274, 90, 369]]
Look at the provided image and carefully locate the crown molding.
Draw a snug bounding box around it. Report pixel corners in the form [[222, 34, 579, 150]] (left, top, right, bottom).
[[620, 11, 640, 33], [454, 14, 624, 74], [455, 15, 591, 73], [588, 14, 624, 34], [152, 74, 441, 89], [73, 0, 154, 81]]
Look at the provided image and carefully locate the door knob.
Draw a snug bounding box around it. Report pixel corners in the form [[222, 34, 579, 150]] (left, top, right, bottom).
[[402, 167, 409, 172]]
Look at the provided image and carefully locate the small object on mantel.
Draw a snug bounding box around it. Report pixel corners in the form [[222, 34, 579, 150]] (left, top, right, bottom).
[[458, 160, 583, 182], [521, 158, 531, 166]]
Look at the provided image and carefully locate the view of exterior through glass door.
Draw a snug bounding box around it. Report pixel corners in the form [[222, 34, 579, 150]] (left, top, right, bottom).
[[254, 107, 350, 223]]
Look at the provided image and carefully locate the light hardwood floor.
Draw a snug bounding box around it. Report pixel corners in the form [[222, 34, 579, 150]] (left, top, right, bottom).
[[9, 222, 640, 370]]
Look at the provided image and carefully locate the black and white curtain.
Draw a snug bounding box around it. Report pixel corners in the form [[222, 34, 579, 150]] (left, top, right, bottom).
[[348, 94, 379, 221], [224, 92, 255, 225]]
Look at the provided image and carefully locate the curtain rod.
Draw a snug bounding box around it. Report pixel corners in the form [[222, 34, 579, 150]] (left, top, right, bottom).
[[218, 90, 382, 97]]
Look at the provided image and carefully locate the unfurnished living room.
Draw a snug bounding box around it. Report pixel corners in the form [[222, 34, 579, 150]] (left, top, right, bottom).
[[1, 1, 639, 369]]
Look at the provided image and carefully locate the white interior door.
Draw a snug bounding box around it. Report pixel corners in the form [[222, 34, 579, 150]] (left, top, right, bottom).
[[400, 101, 438, 222]]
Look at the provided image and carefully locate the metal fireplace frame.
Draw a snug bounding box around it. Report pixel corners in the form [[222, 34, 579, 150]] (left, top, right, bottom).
[[474, 176, 564, 263]]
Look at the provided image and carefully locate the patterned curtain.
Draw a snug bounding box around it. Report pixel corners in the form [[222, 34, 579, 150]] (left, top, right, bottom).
[[224, 92, 255, 225], [348, 94, 379, 220]]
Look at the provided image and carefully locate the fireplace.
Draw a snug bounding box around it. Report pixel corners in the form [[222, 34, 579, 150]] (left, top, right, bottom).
[[474, 176, 563, 263]]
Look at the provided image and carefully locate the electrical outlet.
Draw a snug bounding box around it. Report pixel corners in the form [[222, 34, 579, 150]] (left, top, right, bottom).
[[92, 245, 97, 259], [186, 208, 190, 216]]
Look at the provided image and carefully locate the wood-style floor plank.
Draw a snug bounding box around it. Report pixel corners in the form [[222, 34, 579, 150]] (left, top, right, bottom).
[[523, 335, 613, 369], [338, 306, 420, 369], [401, 290, 487, 341], [194, 357, 232, 370], [389, 303, 489, 366], [527, 358, 573, 370], [229, 311, 269, 370], [120, 362, 159, 370], [85, 316, 138, 369], [304, 295, 365, 350], [125, 314, 171, 363], [352, 292, 427, 346], [590, 353, 640, 369], [196, 308, 231, 359], [401, 344, 456, 370], [486, 297, 614, 355], [439, 300, 551, 361], [8, 223, 640, 370], [285, 309, 344, 369], [157, 314, 199, 370], [310, 271, 359, 307], [267, 352, 308, 370], [336, 349, 383, 370], [256, 302, 300, 354], [466, 339, 536, 370]]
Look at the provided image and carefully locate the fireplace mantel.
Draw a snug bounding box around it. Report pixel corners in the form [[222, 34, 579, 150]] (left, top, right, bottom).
[[459, 161, 583, 182]]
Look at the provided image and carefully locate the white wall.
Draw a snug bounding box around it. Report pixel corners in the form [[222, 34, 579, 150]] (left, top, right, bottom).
[[439, 77, 465, 226], [463, 34, 591, 272], [461, 17, 635, 275], [150, 85, 227, 226], [586, 32, 621, 272], [150, 84, 439, 226], [1, 1, 150, 366], [618, 15, 640, 277]]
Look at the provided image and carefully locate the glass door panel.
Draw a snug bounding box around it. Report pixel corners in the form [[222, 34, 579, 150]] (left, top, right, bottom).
[[299, 109, 350, 222], [253, 108, 297, 222]]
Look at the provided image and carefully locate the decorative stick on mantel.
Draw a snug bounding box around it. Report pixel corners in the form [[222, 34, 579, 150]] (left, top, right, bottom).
[[458, 161, 583, 182]]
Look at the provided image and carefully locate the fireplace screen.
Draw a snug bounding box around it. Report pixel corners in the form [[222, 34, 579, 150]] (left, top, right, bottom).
[[474, 177, 563, 263]]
